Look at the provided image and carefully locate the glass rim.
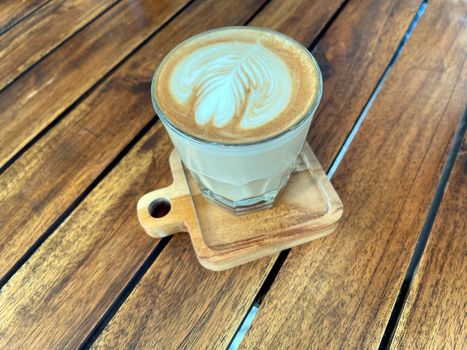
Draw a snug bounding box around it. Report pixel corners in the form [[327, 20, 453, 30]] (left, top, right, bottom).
[[151, 26, 323, 149]]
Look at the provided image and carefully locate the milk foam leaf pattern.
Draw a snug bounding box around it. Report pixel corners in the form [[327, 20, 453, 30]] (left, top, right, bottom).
[[170, 43, 292, 129]]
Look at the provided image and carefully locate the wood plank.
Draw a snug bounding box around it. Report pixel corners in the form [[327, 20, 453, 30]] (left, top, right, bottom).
[[392, 136, 466, 349], [240, 0, 467, 348], [0, 0, 190, 168], [0, 0, 118, 91], [0, 0, 49, 34], [90, 0, 427, 349], [0, 0, 267, 348]]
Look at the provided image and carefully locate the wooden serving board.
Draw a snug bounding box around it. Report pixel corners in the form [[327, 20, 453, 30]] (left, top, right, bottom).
[[137, 143, 343, 271]]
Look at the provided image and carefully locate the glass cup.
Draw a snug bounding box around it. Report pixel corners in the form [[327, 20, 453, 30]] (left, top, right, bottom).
[[151, 27, 323, 214]]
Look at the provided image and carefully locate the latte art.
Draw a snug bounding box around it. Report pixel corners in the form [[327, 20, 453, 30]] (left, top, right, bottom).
[[154, 27, 320, 143], [170, 43, 292, 129]]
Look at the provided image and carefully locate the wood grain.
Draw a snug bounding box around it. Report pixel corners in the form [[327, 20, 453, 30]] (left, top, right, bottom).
[[0, 0, 190, 168], [308, 0, 425, 169], [0, 0, 267, 348], [0, 0, 118, 91], [0, 0, 267, 283], [241, 0, 467, 348], [94, 233, 276, 350], [250, 0, 344, 45], [0, 0, 49, 34], [91, 0, 425, 349], [138, 146, 342, 270], [391, 136, 466, 349], [0, 125, 169, 350]]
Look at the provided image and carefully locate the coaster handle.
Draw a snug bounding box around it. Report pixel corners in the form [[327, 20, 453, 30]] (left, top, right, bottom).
[[137, 151, 198, 238]]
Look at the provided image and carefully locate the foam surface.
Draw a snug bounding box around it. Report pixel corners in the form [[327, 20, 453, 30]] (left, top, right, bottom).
[[154, 27, 320, 143]]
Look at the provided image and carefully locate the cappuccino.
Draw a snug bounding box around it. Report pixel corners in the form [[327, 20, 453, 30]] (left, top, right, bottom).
[[154, 27, 320, 143], [152, 27, 322, 213]]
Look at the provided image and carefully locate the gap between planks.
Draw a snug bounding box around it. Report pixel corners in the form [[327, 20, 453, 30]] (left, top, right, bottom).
[[228, 0, 431, 347], [0, 117, 158, 289], [0, 0, 196, 175], [78, 236, 172, 350], [228, 0, 356, 318], [0, 0, 52, 35], [0, 0, 123, 94], [380, 108, 467, 349]]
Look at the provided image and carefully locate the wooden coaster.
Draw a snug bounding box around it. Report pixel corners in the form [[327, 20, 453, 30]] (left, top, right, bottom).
[[137, 143, 343, 271]]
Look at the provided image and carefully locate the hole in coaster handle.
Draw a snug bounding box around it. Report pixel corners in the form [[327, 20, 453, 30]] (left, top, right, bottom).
[[137, 150, 199, 238]]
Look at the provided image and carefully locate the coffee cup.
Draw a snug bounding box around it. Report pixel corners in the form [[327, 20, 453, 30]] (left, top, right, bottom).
[[152, 27, 323, 214]]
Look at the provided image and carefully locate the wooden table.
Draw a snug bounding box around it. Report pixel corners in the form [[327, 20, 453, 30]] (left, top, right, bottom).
[[0, 0, 465, 348]]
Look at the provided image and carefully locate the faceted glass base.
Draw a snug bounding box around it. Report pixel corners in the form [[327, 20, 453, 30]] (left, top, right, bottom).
[[191, 165, 295, 215], [199, 186, 277, 214]]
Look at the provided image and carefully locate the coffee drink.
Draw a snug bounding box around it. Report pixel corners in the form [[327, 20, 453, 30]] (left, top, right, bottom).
[[152, 27, 322, 213], [154, 27, 320, 144]]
